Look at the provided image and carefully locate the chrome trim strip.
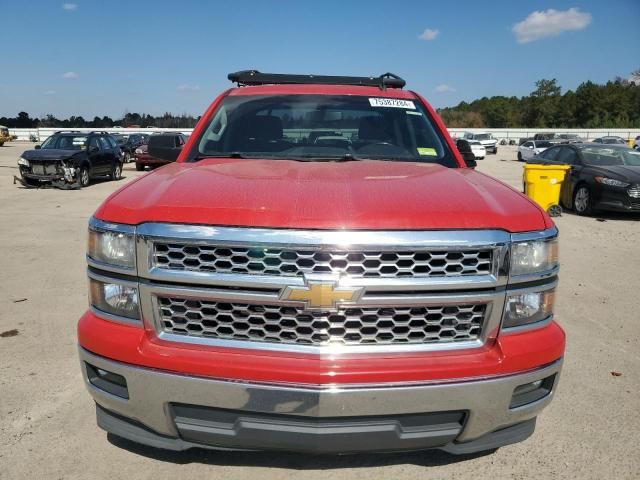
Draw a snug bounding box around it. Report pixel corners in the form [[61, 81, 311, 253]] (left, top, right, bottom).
[[138, 282, 505, 355], [137, 223, 512, 249], [511, 226, 558, 243], [79, 347, 563, 441], [89, 217, 136, 235]]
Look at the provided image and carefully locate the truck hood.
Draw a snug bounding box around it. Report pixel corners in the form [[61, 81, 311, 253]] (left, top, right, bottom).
[[95, 159, 550, 232], [21, 149, 81, 162]]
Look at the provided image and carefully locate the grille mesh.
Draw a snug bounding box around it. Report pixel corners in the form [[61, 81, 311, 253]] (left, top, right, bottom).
[[158, 297, 486, 346], [628, 185, 640, 199], [153, 244, 493, 278]]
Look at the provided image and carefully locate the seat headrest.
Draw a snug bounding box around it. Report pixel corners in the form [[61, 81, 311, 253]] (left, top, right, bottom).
[[245, 115, 283, 141], [358, 116, 391, 142]]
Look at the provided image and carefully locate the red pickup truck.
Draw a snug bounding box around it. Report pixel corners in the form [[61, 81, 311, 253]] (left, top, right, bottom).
[[79, 71, 564, 455]]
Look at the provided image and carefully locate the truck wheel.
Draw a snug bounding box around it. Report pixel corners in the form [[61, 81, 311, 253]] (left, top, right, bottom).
[[573, 185, 592, 215], [79, 166, 90, 187], [110, 162, 122, 181], [517, 152, 523, 161], [135, 162, 144, 171], [124, 152, 131, 163]]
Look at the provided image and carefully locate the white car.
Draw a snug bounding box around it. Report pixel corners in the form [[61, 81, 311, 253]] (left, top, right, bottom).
[[517, 140, 551, 162], [463, 132, 498, 154], [469, 140, 486, 160]]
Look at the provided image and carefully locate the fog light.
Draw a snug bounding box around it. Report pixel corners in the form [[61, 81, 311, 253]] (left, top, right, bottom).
[[86, 363, 129, 399], [510, 374, 556, 409]]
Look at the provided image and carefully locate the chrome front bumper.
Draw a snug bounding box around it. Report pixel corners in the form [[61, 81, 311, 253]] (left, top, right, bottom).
[[80, 348, 562, 453]]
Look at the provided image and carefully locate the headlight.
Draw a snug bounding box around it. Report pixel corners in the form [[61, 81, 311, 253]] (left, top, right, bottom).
[[595, 177, 629, 188], [18, 157, 30, 167], [503, 288, 555, 329], [87, 223, 136, 269], [510, 236, 558, 277], [89, 278, 140, 320], [135, 148, 143, 154]]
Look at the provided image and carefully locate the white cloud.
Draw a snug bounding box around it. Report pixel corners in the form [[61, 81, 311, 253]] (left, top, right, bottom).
[[62, 3, 77, 11], [62, 71, 78, 79], [512, 8, 592, 44], [418, 28, 439, 41], [45, 90, 56, 95], [177, 84, 200, 92], [434, 84, 455, 93]]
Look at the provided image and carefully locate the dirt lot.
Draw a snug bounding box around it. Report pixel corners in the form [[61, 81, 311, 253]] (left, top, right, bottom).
[[1, 143, 638, 480]]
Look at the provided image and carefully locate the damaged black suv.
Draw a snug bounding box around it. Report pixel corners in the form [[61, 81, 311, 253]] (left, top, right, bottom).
[[16, 131, 123, 189]]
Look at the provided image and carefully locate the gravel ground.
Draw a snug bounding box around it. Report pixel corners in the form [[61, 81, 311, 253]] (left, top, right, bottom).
[[0, 143, 638, 480]]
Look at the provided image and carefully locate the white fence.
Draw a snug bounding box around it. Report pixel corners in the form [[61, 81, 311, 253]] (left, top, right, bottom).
[[6, 127, 640, 143], [7, 127, 191, 142]]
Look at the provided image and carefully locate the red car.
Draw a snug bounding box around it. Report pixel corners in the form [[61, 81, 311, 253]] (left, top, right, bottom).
[[134, 133, 188, 171], [79, 71, 564, 455]]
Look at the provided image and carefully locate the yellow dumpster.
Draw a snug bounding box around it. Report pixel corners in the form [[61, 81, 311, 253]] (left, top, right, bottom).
[[523, 164, 571, 216]]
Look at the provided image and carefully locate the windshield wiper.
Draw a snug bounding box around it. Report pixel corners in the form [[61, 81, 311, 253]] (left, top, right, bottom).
[[191, 152, 245, 161], [296, 153, 365, 162]]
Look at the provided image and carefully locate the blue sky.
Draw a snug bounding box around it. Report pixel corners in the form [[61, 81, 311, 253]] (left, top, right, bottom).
[[1, 0, 639, 119]]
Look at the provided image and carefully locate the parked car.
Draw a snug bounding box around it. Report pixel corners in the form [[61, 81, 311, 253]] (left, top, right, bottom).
[[16, 131, 123, 188], [533, 133, 583, 144], [79, 70, 563, 456], [517, 140, 552, 161], [592, 136, 627, 145], [118, 133, 150, 163], [462, 132, 498, 154], [532, 143, 640, 214], [633, 135, 640, 150], [134, 133, 188, 171], [467, 140, 486, 159]]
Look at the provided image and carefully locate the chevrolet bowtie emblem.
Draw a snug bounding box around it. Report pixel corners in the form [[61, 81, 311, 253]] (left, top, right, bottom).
[[281, 281, 363, 310]]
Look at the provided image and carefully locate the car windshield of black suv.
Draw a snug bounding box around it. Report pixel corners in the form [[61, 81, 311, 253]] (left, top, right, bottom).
[[41, 135, 88, 150], [582, 147, 640, 166], [193, 95, 457, 167]]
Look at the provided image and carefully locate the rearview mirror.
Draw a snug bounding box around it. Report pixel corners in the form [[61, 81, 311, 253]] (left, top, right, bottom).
[[34, 145, 41, 150], [455, 139, 477, 168]]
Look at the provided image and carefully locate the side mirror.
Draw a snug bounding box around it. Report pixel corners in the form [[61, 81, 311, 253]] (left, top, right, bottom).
[[34, 145, 41, 150], [456, 139, 477, 168], [528, 146, 534, 149], [89, 146, 99, 153]]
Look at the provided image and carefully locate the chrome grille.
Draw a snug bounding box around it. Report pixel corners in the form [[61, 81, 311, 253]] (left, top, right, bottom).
[[628, 185, 640, 199], [158, 297, 487, 346], [152, 243, 493, 278]]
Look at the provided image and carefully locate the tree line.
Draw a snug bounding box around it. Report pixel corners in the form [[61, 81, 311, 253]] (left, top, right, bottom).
[[0, 111, 200, 129], [3, 72, 640, 130], [438, 72, 640, 129]]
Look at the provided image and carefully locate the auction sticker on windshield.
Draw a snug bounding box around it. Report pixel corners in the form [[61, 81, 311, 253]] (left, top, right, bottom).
[[369, 98, 415, 109]]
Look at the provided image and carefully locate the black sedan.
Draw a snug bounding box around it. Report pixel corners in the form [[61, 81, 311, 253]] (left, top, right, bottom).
[[530, 143, 640, 215]]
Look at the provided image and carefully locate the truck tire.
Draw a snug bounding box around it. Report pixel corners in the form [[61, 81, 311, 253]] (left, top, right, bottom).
[[517, 152, 522, 161], [124, 152, 131, 163], [135, 162, 144, 171]]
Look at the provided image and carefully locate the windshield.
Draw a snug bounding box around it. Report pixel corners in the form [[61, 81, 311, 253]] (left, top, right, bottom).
[[474, 134, 491, 140], [581, 147, 640, 167], [41, 134, 88, 150], [191, 94, 457, 166]]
